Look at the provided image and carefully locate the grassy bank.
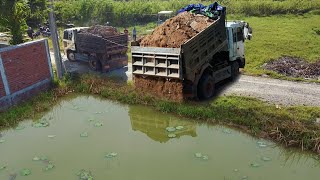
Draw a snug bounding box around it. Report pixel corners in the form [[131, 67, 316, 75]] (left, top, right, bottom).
[[0, 74, 319, 154]]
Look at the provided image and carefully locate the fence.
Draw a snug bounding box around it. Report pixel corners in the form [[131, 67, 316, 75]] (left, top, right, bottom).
[[0, 39, 53, 111]]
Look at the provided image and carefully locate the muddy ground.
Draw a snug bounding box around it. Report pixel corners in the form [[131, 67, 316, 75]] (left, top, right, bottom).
[[264, 56, 320, 79], [134, 76, 184, 102], [140, 12, 213, 48]]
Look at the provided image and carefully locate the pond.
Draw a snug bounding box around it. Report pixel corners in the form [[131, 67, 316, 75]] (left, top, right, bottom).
[[0, 96, 319, 180]]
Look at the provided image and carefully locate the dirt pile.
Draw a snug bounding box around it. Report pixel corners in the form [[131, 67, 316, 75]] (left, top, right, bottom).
[[134, 76, 184, 102], [81, 25, 120, 38], [140, 12, 214, 48], [264, 56, 320, 79]]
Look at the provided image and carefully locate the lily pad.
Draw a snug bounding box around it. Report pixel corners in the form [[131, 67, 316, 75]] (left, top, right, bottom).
[[94, 122, 103, 127], [175, 126, 184, 130], [33, 120, 49, 128], [0, 139, 5, 143], [44, 164, 55, 171], [20, 169, 31, 176], [202, 155, 209, 160], [77, 169, 93, 180], [165, 127, 176, 132], [105, 152, 118, 158], [47, 135, 56, 138], [250, 163, 260, 167], [167, 133, 176, 138], [222, 129, 231, 134], [261, 157, 272, 161], [195, 153, 203, 158], [40, 156, 48, 161], [15, 125, 25, 130], [32, 156, 40, 161], [88, 118, 95, 122], [80, 132, 88, 137]]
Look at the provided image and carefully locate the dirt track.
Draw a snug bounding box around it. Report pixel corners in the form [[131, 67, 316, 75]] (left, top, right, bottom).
[[220, 75, 320, 106]]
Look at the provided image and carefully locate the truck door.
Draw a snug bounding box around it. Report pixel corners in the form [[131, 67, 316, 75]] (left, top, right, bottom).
[[236, 27, 245, 59]]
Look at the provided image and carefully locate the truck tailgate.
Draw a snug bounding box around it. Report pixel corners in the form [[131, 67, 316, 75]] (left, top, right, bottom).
[[131, 46, 182, 79]]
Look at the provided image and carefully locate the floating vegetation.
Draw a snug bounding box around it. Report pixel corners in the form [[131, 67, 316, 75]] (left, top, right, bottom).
[[167, 133, 176, 138], [202, 155, 209, 160], [194, 153, 202, 158], [48, 135, 56, 138], [44, 164, 55, 171], [77, 169, 94, 180], [242, 176, 249, 180], [250, 163, 260, 167], [0, 139, 5, 143], [0, 165, 6, 170], [15, 125, 25, 130], [234, 169, 239, 172], [261, 157, 272, 161], [105, 152, 118, 159], [94, 112, 102, 114], [222, 129, 231, 134], [40, 156, 48, 161], [33, 120, 49, 128], [94, 122, 103, 127], [20, 169, 31, 176], [257, 141, 268, 148], [88, 118, 95, 122], [32, 156, 40, 161], [166, 127, 176, 132], [175, 126, 184, 130], [80, 132, 89, 137]]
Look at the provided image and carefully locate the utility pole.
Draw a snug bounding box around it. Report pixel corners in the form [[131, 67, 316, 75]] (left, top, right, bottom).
[[48, 0, 63, 79]]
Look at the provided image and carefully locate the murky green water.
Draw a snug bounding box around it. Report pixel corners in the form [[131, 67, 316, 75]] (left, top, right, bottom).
[[0, 96, 319, 180]]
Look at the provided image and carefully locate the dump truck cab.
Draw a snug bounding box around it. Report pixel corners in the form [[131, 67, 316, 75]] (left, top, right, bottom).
[[226, 21, 252, 68], [62, 27, 88, 56]]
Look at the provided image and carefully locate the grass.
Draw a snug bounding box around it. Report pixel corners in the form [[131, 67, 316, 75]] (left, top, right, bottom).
[[0, 74, 319, 153], [237, 13, 320, 79]]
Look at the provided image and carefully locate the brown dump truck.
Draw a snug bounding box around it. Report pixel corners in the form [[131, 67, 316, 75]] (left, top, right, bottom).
[[63, 25, 128, 72], [131, 8, 252, 101]]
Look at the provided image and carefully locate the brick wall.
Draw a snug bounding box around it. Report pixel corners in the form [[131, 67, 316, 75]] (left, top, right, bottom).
[[0, 39, 53, 111]]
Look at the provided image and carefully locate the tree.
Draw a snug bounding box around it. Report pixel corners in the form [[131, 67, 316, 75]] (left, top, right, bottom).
[[0, 0, 47, 45]]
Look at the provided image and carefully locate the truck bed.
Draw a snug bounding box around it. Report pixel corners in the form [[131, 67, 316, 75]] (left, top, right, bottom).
[[131, 12, 227, 82]]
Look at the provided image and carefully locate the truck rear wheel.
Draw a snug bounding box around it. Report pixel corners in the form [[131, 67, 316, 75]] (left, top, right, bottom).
[[67, 50, 76, 62], [89, 58, 102, 71], [198, 75, 215, 99]]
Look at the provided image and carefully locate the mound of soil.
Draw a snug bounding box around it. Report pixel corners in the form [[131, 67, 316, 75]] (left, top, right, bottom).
[[81, 25, 120, 38], [140, 12, 214, 48], [134, 76, 184, 102], [264, 56, 320, 79]]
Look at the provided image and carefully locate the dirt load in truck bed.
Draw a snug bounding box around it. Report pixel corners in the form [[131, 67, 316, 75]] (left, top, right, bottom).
[[140, 12, 214, 48], [80, 25, 120, 38]]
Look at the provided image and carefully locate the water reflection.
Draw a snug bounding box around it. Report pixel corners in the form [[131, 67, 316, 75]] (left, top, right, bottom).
[[129, 106, 197, 143]]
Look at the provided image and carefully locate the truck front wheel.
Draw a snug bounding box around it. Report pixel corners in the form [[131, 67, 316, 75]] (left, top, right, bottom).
[[67, 50, 76, 62], [198, 75, 215, 99], [88, 58, 102, 71], [230, 61, 240, 81]]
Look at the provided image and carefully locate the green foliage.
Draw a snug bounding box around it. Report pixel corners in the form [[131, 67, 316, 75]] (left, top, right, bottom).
[[52, 0, 320, 27]]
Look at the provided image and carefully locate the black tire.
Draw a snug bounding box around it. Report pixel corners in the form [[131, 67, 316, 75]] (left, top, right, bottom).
[[198, 75, 215, 99], [88, 57, 102, 71], [230, 61, 240, 81], [67, 50, 76, 62]]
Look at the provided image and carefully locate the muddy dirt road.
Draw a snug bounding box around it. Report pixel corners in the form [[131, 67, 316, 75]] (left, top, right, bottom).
[[51, 54, 320, 106]]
